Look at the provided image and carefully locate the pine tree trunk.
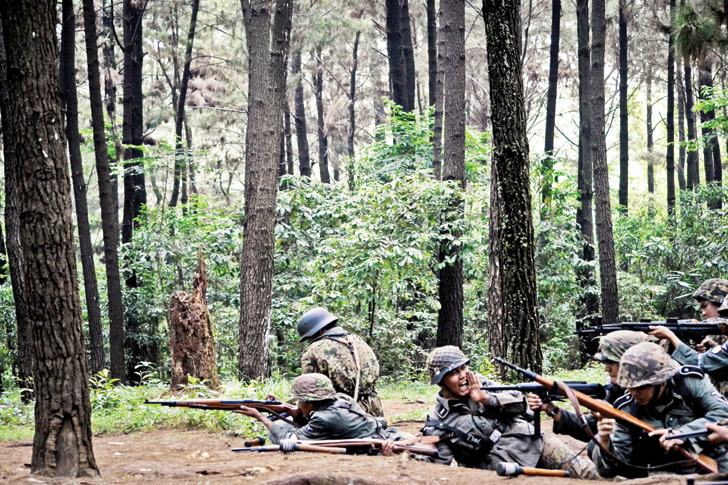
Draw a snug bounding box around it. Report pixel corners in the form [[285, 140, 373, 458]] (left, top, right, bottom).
[[82, 0, 126, 382], [591, 0, 619, 324], [684, 59, 700, 188], [102, 0, 121, 224], [484, 0, 541, 372], [60, 0, 104, 376], [542, 0, 560, 210], [618, 0, 628, 212], [400, 0, 416, 112], [436, 0, 465, 348], [0, 15, 33, 398], [347, 30, 360, 191], [576, 0, 598, 322], [646, 65, 655, 194], [0, 0, 99, 475], [238, 0, 292, 380], [432, 0, 445, 181], [284, 102, 294, 175], [313, 47, 330, 184], [386, 0, 406, 109], [291, 49, 311, 178], [666, 0, 676, 214], [699, 62, 715, 184], [676, 57, 687, 191], [427, 0, 437, 108]]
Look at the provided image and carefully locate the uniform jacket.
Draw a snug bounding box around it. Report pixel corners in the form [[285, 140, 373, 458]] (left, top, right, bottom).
[[553, 382, 626, 442], [421, 376, 543, 469], [590, 367, 728, 478]]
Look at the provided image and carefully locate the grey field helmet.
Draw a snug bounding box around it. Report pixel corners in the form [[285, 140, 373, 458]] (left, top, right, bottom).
[[616, 342, 680, 389], [426, 346, 470, 385], [297, 307, 338, 342]]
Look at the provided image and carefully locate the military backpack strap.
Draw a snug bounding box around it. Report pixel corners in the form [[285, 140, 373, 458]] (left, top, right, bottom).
[[325, 334, 363, 402]]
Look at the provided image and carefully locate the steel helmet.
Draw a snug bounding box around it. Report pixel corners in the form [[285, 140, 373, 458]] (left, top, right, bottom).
[[426, 346, 470, 385], [297, 307, 338, 342], [719, 298, 728, 317], [288, 373, 337, 402], [593, 330, 650, 363], [692, 278, 728, 305], [616, 342, 680, 389]]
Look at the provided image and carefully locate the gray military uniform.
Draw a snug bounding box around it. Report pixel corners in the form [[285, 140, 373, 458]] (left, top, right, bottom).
[[590, 367, 728, 478], [268, 393, 388, 444], [673, 341, 728, 385], [553, 382, 626, 442]]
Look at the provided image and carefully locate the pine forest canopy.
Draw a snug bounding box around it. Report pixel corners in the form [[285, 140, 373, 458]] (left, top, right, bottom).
[[0, 0, 728, 397]]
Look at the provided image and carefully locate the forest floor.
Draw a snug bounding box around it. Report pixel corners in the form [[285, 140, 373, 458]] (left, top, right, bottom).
[[0, 399, 691, 484]]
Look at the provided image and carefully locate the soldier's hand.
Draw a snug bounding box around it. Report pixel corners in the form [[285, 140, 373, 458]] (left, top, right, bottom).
[[649, 326, 681, 348], [466, 371, 490, 403], [380, 439, 395, 457], [526, 393, 543, 411], [234, 405, 265, 421], [265, 394, 281, 402], [706, 422, 728, 444], [649, 428, 685, 453], [699, 337, 718, 352], [597, 417, 615, 449]]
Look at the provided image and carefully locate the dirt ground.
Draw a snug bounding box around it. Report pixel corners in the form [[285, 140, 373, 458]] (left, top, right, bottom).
[[0, 400, 693, 484]]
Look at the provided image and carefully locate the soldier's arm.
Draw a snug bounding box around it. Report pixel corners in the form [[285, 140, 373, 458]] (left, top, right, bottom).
[[671, 342, 702, 366], [674, 375, 728, 452], [292, 414, 332, 441], [479, 376, 526, 417], [694, 343, 728, 375], [421, 424, 455, 466], [300, 345, 323, 374], [590, 421, 637, 478]]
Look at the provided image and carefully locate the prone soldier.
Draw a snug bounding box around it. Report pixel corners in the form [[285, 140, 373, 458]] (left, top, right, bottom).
[[297, 307, 383, 417]]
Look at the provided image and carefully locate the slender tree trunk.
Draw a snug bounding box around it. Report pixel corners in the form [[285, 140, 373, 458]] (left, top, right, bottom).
[[666, 0, 676, 215], [0, 0, 99, 475], [427, 0, 437, 108], [436, 0, 465, 348], [646, 64, 655, 194], [291, 49, 311, 178], [618, 0, 628, 212], [83, 0, 126, 381], [386, 0, 406, 108], [400, 0, 416, 112], [700, 60, 722, 199], [484, 0, 541, 372], [102, 0, 121, 225], [685, 59, 700, 188], [170, 0, 201, 208], [699, 61, 715, 184], [591, 0, 619, 324], [576, 0, 598, 322], [313, 47, 330, 184], [238, 0, 292, 380], [543, 0, 560, 209], [677, 57, 687, 191], [432, 0, 445, 180], [347, 31, 360, 191], [60, 0, 104, 376], [0, 15, 33, 397], [285, 103, 294, 175]]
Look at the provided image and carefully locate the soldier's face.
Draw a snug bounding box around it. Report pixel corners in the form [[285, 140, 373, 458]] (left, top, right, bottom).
[[604, 362, 619, 383], [700, 300, 720, 319], [298, 401, 315, 418], [441, 364, 469, 398], [628, 383, 665, 406]]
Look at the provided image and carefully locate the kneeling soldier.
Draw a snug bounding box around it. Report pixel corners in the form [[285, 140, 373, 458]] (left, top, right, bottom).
[[592, 341, 728, 478], [420, 346, 599, 479]]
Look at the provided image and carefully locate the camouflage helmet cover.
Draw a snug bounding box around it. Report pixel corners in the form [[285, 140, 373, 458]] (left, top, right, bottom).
[[593, 330, 651, 363], [288, 373, 337, 402], [616, 342, 680, 388], [692, 278, 728, 305], [426, 346, 470, 385], [297, 307, 339, 342], [720, 299, 728, 318]]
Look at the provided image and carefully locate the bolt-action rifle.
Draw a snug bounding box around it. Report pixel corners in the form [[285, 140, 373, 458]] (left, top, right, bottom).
[[667, 422, 728, 442], [481, 382, 606, 437], [144, 399, 304, 426], [493, 357, 719, 474], [575, 318, 722, 356], [232, 436, 440, 457]]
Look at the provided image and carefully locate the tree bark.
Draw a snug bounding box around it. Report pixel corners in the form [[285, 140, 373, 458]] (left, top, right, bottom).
[[170, 0, 201, 208], [0, 0, 99, 475], [647, 64, 655, 194], [676, 57, 687, 191], [699, 61, 715, 184], [60, 0, 104, 376], [0, 14, 33, 397], [83, 0, 127, 381], [238, 0, 292, 380], [576, 0, 598, 322], [666, 0, 676, 215], [432, 0, 445, 181], [386, 0, 406, 109], [591, 0, 619, 324], [427, 0, 437, 108], [684, 59, 699, 189], [313, 47, 330, 184], [543, 0, 560, 158], [102, 0, 121, 222], [291, 49, 311, 178], [618, 0, 628, 212], [436, 0, 465, 348], [400, 0, 416, 112], [484, 0, 541, 372], [284, 101, 294, 175], [347, 31, 360, 191]]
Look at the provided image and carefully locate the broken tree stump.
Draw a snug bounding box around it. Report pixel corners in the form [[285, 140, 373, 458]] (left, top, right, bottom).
[[168, 251, 220, 390]]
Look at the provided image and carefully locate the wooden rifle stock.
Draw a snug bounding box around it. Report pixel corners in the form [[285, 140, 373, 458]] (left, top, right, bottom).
[[144, 399, 303, 424], [494, 358, 719, 474]]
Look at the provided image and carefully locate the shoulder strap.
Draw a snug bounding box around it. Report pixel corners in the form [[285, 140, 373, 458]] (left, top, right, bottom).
[[324, 335, 362, 402], [423, 419, 486, 447]]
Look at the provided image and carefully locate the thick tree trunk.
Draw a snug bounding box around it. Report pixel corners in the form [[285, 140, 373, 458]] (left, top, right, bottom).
[[666, 0, 676, 215], [0, 0, 99, 475], [436, 0, 465, 348], [170, 0, 200, 208], [60, 0, 104, 376], [386, 0, 406, 109], [543, 0, 560, 209], [313, 47, 330, 184], [618, 0, 628, 212], [676, 57, 687, 191], [591, 0, 619, 324], [484, 0, 541, 372], [238, 0, 292, 380], [400, 0, 416, 112], [0, 15, 33, 397], [291, 50, 311, 178], [576, 0, 598, 322], [684, 60, 700, 188]]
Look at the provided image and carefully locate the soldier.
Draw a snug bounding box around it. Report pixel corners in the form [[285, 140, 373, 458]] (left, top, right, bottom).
[[420, 346, 599, 479], [236, 373, 399, 448], [297, 307, 383, 417], [528, 330, 649, 442], [591, 342, 728, 478]]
